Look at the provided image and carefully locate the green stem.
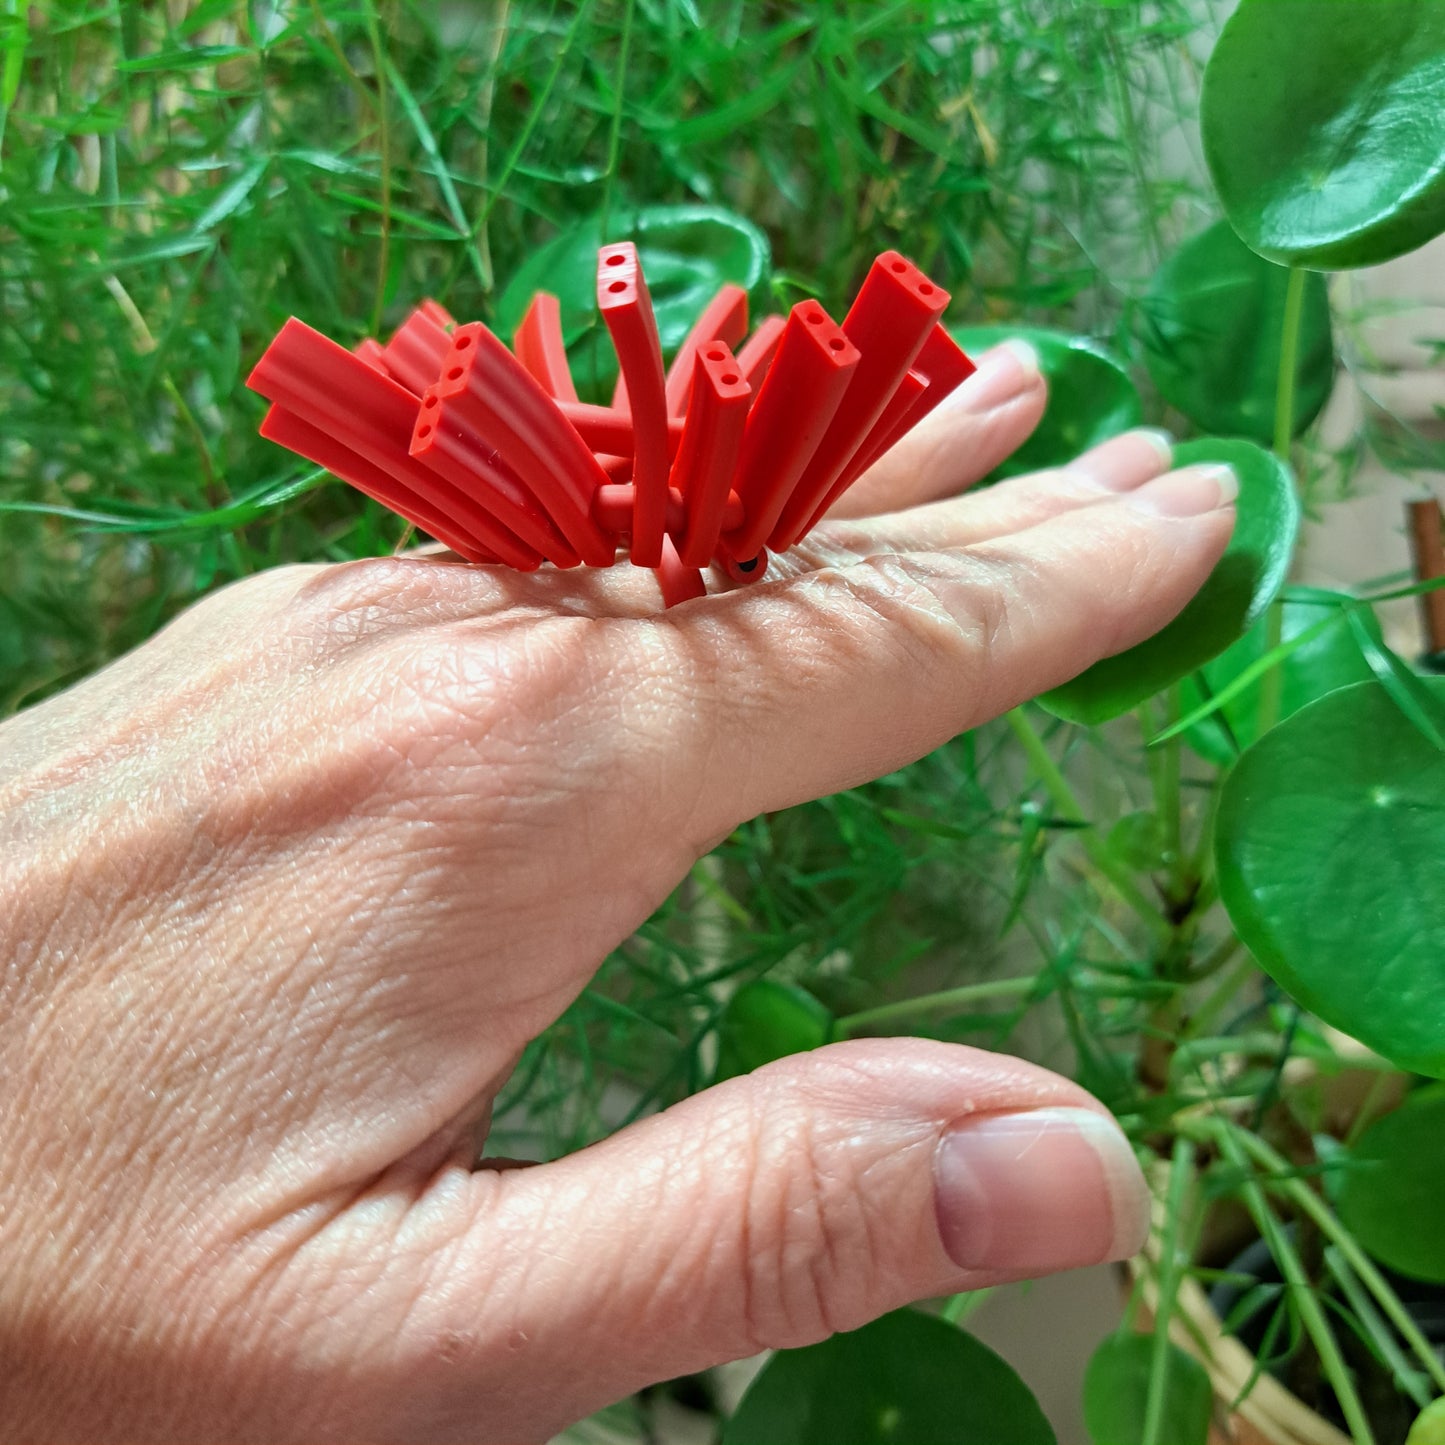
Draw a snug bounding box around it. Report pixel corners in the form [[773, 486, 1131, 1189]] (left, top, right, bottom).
[[1142, 1139, 1195, 1445], [836, 976, 1037, 1037], [1206, 1121, 1377, 1445], [1224, 1123, 1445, 1397], [1258, 265, 1307, 737], [1006, 708, 1171, 945]]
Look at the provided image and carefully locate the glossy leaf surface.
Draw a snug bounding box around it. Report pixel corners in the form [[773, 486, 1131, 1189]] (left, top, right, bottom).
[[1338, 1085, 1445, 1283], [1216, 680, 1445, 1077], [1041, 439, 1298, 725], [722, 1309, 1055, 1445], [714, 979, 833, 1083], [496, 205, 770, 400], [949, 326, 1140, 478], [1141, 221, 1333, 443], [1083, 1333, 1212, 1445], [1201, 0, 1445, 269]]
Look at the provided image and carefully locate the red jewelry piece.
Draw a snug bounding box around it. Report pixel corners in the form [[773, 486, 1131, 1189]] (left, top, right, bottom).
[[248, 243, 973, 607]]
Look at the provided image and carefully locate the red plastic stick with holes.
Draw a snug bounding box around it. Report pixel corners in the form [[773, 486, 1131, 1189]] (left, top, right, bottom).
[[672, 341, 751, 566], [663, 283, 749, 418], [722, 300, 860, 565], [248, 318, 535, 565], [802, 325, 976, 533], [597, 243, 670, 567], [769, 252, 948, 551], [425, 322, 615, 566], [512, 293, 579, 403]]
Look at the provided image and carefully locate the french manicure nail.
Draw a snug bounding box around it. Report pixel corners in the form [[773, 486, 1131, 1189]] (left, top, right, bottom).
[[934, 1106, 1148, 1275], [950, 339, 1040, 413], [1125, 463, 1239, 517]]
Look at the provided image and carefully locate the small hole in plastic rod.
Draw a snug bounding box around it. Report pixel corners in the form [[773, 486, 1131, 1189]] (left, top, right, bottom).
[[721, 372, 740, 385], [607, 280, 627, 294], [423, 394, 438, 408], [607, 254, 626, 265], [827, 338, 845, 352], [918, 282, 934, 295], [455, 335, 472, 349], [736, 556, 759, 573], [417, 425, 433, 439], [447, 367, 463, 380], [890, 260, 907, 274]]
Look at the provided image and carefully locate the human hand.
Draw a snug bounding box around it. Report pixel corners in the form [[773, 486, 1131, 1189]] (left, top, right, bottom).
[[0, 342, 1235, 1443]]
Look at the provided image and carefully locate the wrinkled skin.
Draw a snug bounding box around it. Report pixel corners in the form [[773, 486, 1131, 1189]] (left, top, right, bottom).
[[0, 347, 1234, 1443]]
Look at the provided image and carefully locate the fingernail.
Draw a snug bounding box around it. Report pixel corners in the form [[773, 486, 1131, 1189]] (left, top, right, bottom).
[[1069, 428, 1176, 492], [934, 1107, 1148, 1274], [950, 339, 1040, 413], [1125, 463, 1239, 517]]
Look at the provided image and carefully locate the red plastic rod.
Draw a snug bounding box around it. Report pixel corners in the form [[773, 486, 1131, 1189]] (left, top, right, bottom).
[[248, 318, 539, 567], [429, 322, 615, 566], [721, 299, 860, 563], [714, 547, 769, 585], [260, 404, 497, 563], [411, 388, 581, 568], [598, 242, 670, 566], [380, 304, 454, 396], [735, 314, 786, 388], [797, 368, 926, 537], [673, 341, 752, 566], [801, 325, 977, 535], [512, 292, 579, 404], [594, 484, 743, 538], [769, 252, 949, 550], [663, 283, 749, 418], [354, 337, 390, 375], [655, 535, 707, 608], [557, 402, 685, 456]]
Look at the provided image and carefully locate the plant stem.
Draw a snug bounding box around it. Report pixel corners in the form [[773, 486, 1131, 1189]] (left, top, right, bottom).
[[1142, 1138, 1195, 1445], [1224, 1123, 1445, 1397], [1258, 264, 1307, 737], [1006, 708, 1171, 945], [835, 976, 1037, 1037], [1207, 1121, 1377, 1445]]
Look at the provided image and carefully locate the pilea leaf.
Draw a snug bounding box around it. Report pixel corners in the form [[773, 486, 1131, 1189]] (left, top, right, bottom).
[[1141, 221, 1333, 443], [1338, 1085, 1445, 1284], [714, 979, 833, 1083], [1083, 1333, 1213, 1445], [723, 1309, 1055, 1445], [1216, 680, 1445, 1078], [949, 326, 1141, 479], [1040, 439, 1299, 726], [1201, 0, 1445, 269]]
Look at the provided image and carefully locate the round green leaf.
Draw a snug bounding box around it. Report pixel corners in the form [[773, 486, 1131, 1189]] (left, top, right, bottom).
[[1083, 1333, 1213, 1445], [1182, 591, 1383, 766], [714, 979, 833, 1083], [1338, 1085, 1445, 1283], [949, 326, 1141, 479], [1141, 221, 1333, 443], [722, 1309, 1055, 1445], [1216, 680, 1445, 1077], [1406, 1396, 1445, 1445], [1039, 438, 1299, 725], [1201, 0, 1445, 269], [496, 204, 770, 400]]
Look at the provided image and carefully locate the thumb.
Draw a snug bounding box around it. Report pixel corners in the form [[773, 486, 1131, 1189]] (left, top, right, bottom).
[[402, 1038, 1149, 1440]]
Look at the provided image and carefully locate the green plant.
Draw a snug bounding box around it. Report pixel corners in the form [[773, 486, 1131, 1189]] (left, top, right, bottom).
[[5, 4, 1445, 1445]]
